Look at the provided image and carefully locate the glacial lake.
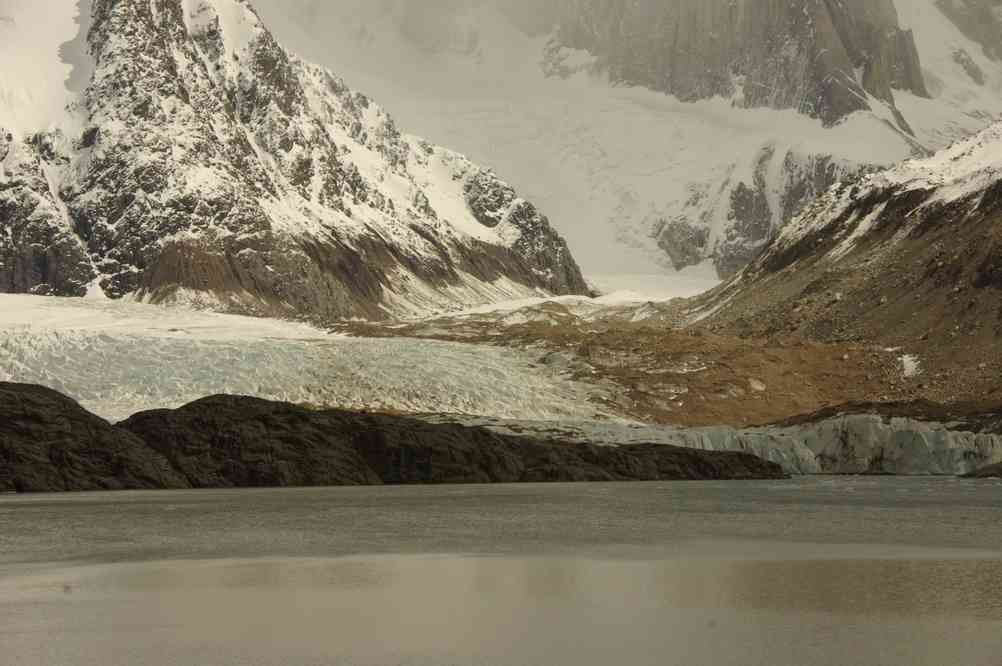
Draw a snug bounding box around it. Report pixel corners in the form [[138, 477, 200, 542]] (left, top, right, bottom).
[[2, 477, 1001, 665]]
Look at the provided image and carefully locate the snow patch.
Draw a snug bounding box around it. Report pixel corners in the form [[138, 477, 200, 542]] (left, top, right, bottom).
[[901, 354, 923, 379]]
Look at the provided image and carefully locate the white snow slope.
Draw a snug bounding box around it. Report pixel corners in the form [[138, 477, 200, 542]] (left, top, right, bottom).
[[0, 0, 90, 134], [253, 0, 1002, 278], [0, 295, 610, 422]]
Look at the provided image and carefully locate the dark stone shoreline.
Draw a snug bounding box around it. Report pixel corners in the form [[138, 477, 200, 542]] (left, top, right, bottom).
[[0, 383, 786, 493]]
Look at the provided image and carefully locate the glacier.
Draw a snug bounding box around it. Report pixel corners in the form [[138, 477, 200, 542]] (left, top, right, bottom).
[[448, 415, 1002, 477], [3, 294, 999, 476], [0, 295, 608, 422]]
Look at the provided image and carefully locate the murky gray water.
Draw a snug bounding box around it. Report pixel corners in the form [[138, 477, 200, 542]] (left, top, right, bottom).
[[2, 478, 1001, 665]]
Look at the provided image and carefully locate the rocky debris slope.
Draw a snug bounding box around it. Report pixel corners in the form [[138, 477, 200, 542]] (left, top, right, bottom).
[[694, 121, 1002, 405], [0, 383, 785, 493], [340, 313, 914, 428], [0, 0, 587, 319]]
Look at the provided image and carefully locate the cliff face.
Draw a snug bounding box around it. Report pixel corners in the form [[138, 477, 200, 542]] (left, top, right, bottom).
[[550, 0, 928, 128], [0, 0, 588, 319]]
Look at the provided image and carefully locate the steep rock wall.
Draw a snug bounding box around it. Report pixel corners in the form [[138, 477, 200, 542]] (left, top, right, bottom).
[[551, 0, 928, 128]]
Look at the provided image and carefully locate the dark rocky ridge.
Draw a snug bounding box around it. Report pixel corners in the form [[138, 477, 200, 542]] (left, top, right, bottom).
[[0, 383, 786, 493], [0, 383, 187, 492]]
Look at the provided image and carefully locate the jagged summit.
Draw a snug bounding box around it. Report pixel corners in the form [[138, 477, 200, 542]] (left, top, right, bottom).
[[0, 0, 588, 320]]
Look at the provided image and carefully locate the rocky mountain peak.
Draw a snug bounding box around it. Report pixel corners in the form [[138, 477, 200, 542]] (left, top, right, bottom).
[[0, 0, 588, 320]]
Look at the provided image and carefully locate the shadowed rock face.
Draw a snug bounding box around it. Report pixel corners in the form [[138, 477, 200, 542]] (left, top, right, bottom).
[[0, 384, 188, 492], [0, 383, 786, 493], [0, 0, 588, 319], [550, 0, 928, 128], [118, 395, 787, 486]]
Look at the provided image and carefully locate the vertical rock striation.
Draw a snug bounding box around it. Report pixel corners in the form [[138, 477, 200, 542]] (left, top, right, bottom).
[[550, 0, 928, 128]]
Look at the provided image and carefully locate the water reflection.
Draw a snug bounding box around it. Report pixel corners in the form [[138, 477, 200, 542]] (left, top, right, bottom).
[[3, 555, 999, 666]]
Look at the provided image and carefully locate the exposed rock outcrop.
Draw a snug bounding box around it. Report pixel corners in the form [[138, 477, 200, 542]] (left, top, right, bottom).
[[0, 383, 786, 493], [6, 380, 997, 489], [0, 133, 94, 296], [118, 394, 786, 486], [0, 383, 188, 492]]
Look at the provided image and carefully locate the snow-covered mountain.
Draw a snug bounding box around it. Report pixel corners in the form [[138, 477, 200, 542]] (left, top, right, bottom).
[[0, 0, 588, 320], [255, 0, 1002, 278]]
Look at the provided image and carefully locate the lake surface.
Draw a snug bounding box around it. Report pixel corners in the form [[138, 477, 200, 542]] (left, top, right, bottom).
[[2, 477, 1001, 665]]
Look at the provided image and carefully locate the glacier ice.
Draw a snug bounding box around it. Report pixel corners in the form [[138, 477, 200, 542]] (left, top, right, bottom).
[[0, 295, 606, 422]]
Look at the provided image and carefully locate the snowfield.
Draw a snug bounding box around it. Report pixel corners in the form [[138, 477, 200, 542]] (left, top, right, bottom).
[[0, 0, 90, 134], [253, 0, 1002, 277], [0, 295, 608, 422]]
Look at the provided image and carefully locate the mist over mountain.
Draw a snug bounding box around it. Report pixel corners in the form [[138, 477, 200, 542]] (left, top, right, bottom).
[[255, 0, 1002, 278]]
